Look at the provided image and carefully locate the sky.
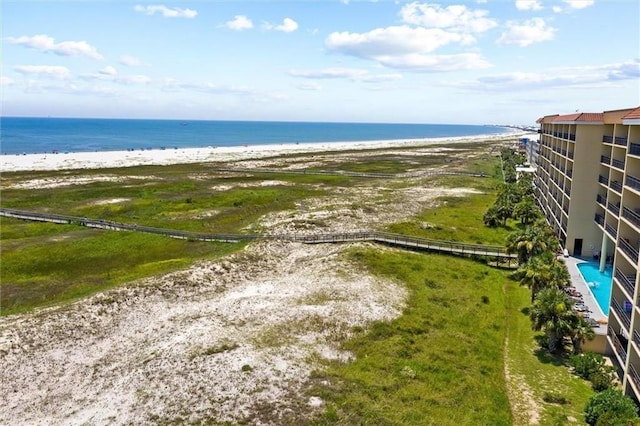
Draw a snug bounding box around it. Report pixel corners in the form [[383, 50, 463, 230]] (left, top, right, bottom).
[[1, 0, 639, 125]]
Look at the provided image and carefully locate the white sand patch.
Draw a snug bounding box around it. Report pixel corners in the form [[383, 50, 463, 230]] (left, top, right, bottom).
[[0, 241, 407, 425], [5, 175, 153, 190], [91, 198, 131, 206]]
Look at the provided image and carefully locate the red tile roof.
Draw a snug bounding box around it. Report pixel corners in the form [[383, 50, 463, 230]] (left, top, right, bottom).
[[622, 107, 640, 120], [552, 112, 603, 123]]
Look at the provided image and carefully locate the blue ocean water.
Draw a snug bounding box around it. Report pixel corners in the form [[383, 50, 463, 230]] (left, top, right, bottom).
[[0, 117, 512, 155]]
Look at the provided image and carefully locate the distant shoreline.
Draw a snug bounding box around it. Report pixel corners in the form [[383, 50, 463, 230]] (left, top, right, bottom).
[[0, 132, 535, 172]]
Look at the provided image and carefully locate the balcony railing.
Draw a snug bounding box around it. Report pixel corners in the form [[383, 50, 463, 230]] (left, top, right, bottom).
[[619, 237, 640, 263], [569, 134, 576, 141], [568, 151, 575, 159], [615, 136, 628, 146], [634, 330, 640, 349], [612, 158, 626, 170], [622, 207, 640, 229], [611, 180, 623, 193], [608, 326, 628, 363], [630, 143, 640, 157], [612, 299, 632, 330], [595, 213, 605, 226], [627, 175, 640, 192], [615, 267, 636, 298], [601, 155, 611, 165], [603, 135, 614, 144], [630, 364, 640, 394], [606, 223, 618, 239], [599, 175, 609, 186], [596, 194, 607, 206], [608, 202, 621, 216]]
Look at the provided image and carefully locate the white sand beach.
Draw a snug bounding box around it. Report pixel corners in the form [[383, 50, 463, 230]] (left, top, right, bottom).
[[1, 132, 534, 172]]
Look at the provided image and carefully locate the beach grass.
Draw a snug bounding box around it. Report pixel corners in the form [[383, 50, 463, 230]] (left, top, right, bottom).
[[311, 248, 513, 425], [0, 217, 244, 315]]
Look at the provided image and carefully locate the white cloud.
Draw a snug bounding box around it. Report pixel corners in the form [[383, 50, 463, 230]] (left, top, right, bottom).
[[453, 59, 640, 91], [400, 2, 497, 33], [552, 6, 563, 12], [226, 15, 254, 31], [264, 17, 299, 33], [497, 18, 556, 46], [1, 76, 15, 86], [515, 0, 543, 11], [14, 65, 71, 79], [325, 25, 490, 71], [120, 75, 152, 85], [326, 26, 473, 57], [119, 55, 143, 67], [5, 34, 103, 60], [376, 52, 491, 71], [99, 66, 117, 76], [288, 68, 369, 79], [288, 67, 403, 82], [297, 82, 322, 91], [563, 0, 595, 9], [134, 5, 197, 18]]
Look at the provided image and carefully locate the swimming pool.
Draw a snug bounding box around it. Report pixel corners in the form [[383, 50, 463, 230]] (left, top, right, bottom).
[[577, 262, 612, 315]]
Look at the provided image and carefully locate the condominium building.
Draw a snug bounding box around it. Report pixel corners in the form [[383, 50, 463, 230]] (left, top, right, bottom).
[[535, 106, 640, 401]]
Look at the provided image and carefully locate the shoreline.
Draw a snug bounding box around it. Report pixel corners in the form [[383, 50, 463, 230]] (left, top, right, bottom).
[[1, 132, 533, 172]]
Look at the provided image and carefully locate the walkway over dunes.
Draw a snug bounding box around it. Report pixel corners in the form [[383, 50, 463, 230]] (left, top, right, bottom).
[[0, 208, 516, 267]]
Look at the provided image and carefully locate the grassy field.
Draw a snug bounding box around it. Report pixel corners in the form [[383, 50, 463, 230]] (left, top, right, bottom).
[[1, 143, 597, 424], [312, 249, 514, 425]]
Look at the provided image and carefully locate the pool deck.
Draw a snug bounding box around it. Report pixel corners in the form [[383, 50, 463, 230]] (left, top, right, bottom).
[[563, 255, 609, 335]]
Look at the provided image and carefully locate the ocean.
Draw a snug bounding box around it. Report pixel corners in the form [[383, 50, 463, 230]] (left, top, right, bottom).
[[0, 117, 513, 155]]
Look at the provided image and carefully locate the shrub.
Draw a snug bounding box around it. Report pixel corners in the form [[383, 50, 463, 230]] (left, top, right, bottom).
[[570, 352, 606, 381], [542, 392, 569, 405], [584, 388, 639, 426]]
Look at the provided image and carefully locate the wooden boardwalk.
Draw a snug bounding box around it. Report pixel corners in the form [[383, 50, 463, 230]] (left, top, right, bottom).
[[0, 208, 516, 267]]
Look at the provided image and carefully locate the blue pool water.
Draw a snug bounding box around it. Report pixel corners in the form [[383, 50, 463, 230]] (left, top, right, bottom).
[[577, 262, 612, 315]]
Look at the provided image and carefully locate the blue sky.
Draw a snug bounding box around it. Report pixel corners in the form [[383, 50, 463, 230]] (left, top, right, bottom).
[[2, 0, 639, 125]]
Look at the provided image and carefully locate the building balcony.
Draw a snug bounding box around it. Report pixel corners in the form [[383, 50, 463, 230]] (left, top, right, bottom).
[[595, 213, 605, 226], [568, 151, 575, 159], [612, 299, 632, 330], [606, 223, 618, 239], [627, 175, 640, 192], [597, 194, 607, 207], [569, 134, 576, 141], [608, 326, 628, 363], [615, 267, 636, 299], [611, 180, 623, 193], [630, 143, 640, 157], [630, 364, 640, 398], [601, 155, 611, 165], [634, 330, 640, 349], [612, 158, 626, 170], [622, 207, 640, 229], [615, 136, 628, 146], [619, 238, 640, 263], [603, 135, 615, 144], [599, 175, 609, 186], [608, 202, 621, 216]]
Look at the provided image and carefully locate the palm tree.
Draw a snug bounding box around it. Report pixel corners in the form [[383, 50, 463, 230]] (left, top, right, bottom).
[[505, 226, 549, 265], [514, 256, 551, 302], [548, 257, 571, 289], [530, 287, 579, 353], [483, 206, 500, 228], [513, 195, 540, 225]]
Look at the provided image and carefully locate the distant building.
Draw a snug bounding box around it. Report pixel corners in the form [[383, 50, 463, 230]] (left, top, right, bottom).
[[534, 106, 640, 401]]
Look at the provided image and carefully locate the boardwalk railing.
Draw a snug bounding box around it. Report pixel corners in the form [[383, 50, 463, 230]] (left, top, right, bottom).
[[211, 167, 487, 179], [0, 208, 516, 266]]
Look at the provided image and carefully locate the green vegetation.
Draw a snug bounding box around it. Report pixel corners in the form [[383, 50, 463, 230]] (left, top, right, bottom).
[[4, 143, 633, 424], [584, 389, 639, 425], [312, 249, 513, 425]]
